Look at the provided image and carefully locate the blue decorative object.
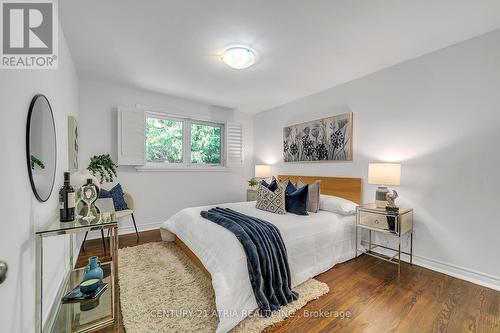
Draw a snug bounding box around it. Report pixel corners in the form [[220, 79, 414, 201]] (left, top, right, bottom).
[[98, 183, 128, 211], [285, 184, 309, 215], [83, 256, 103, 282], [63, 281, 107, 301], [79, 278, 101, 294]]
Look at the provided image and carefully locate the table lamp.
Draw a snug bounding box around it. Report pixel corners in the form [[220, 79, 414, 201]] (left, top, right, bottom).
[[254, 165, 271, 179], [368, 163, 401, 210]]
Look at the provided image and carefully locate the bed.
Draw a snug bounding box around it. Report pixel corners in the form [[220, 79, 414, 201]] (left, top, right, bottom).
[[160, 175, 362, 333]]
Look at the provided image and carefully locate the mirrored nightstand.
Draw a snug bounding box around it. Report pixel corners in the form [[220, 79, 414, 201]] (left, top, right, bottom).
[[247, 189, 258, 201], [355, 204, 413, 277]]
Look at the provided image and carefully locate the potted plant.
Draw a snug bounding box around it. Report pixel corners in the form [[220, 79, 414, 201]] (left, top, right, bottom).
[[248, 177, 260, 189], [87, 154, 118, 184], [70, 154, 118, 194]]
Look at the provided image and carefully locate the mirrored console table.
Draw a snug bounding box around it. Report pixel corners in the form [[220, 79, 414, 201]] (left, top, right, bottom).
[[35, 214, 119, 333]]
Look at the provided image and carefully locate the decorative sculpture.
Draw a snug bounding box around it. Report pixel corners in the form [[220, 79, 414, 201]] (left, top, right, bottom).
[[386, 190, 399, 208]]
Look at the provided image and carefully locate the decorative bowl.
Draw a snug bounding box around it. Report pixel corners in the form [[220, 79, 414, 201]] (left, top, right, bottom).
[[80, 278, 100, 294]]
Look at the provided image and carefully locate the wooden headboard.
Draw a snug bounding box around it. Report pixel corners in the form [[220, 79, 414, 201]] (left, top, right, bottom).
[[277, 175, 362, 204]]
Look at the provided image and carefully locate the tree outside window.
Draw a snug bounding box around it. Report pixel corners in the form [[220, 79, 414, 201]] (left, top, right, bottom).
[[145, 116, 223, 166]]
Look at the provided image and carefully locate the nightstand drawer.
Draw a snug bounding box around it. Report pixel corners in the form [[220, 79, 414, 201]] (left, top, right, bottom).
[[358, 211, 393, 231]]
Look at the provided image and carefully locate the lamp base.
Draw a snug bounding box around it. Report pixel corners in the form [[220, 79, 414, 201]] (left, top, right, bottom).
[[374, 186, 389, 208]]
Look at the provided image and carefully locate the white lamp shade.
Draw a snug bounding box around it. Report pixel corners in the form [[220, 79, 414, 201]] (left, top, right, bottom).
[[368, 163, 401, 186], [255, 165, 271, 178]]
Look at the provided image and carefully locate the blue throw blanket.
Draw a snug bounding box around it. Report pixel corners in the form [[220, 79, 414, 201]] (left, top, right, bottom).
[[200, 207, 298, 317]]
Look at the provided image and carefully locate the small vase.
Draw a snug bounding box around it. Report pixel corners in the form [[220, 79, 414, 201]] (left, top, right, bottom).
[[83, 256, 103, 282], [80, 179, 98, 221]]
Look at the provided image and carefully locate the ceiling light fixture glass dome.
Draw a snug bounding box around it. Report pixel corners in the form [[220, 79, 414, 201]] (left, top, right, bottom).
[[221, 46, 257, 69]]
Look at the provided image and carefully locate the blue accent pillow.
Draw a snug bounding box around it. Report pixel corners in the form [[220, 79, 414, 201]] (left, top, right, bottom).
[[261, 179, 278, 192], [285, 180, 297, 195], [98, 188, 112, 199], [285, 184, 309, 215], [98, 183, 128, 211]]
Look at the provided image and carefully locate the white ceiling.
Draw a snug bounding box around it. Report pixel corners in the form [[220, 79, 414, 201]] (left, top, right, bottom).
[[60, 1, 500, 114]]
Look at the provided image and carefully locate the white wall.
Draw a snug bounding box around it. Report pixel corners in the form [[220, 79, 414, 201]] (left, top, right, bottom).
[[254, 29, 500, 290], [0, 28, 79, 331], [78, 80, 254, 234]]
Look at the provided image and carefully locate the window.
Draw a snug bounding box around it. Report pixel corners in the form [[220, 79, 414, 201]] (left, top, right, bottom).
[[117, 108, 242, 170], [191, 122, 222, 164], [146, 117, 183, 163], [145, 114, 224, 167]]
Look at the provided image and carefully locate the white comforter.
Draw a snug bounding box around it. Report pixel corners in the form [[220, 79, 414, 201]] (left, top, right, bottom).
[[161, 201, 356, 333]]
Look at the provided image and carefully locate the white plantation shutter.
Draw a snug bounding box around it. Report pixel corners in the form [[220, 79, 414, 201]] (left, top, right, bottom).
[[226, 122, 243, 167], [117, 107, 145, 165]]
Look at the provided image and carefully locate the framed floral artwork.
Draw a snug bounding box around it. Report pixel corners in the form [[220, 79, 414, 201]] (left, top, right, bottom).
[[283, 112, 353, 162]]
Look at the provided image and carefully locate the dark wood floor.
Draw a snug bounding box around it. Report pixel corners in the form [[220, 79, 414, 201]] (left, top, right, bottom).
[[78, 229, 500, 333]]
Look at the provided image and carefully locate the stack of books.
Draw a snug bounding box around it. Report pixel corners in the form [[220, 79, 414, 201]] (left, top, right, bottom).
[[62, 282, 108, 304]]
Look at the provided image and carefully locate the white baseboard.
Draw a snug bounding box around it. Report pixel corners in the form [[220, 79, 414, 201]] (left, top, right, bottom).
[[412, 254, 500, 291], [360, 241, 500, 291]]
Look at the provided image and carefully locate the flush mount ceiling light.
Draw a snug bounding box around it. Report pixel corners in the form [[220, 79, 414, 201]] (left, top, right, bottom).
[[221, 46, 257, 69]]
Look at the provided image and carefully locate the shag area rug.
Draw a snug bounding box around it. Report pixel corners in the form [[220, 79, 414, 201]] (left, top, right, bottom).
[[119, 242, 329, 333]]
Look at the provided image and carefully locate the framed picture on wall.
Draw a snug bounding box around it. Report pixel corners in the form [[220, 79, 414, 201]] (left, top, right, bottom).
[[68, 115, 79, 170], [283, 112, 353, 162]]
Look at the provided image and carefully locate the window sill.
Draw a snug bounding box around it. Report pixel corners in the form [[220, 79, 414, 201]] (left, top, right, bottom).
[[135, 165, 229, 172]]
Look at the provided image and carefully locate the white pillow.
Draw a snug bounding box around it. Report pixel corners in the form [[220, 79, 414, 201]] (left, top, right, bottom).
[[319, 195, 358, 216]]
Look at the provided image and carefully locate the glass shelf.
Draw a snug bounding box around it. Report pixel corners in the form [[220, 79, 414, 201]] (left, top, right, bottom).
[[36, 213, 117, 237], [49, 263, 114, 333]]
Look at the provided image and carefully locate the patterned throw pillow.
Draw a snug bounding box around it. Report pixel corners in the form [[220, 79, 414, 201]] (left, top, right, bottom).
[[297, 179, 321, 213], [256, 182, 286, 215], [257, 176, 279, 202]]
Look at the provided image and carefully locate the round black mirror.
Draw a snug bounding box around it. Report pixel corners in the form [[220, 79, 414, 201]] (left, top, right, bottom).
[[26, 95, 57, 202]]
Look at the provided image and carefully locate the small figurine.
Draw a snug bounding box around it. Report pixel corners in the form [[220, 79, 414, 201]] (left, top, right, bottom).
[[386, 190, 399, 208]]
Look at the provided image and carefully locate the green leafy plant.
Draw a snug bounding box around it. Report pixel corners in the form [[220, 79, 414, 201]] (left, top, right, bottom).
[[30, 154, 45, 170], [87, 154, 117, 184], [248, 177, 259, 188]]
